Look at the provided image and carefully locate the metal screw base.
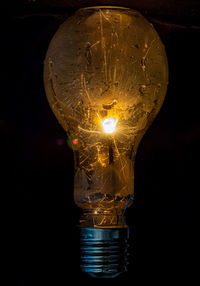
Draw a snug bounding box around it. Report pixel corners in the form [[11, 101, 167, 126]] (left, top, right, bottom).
[[80, 227, 129, 278]]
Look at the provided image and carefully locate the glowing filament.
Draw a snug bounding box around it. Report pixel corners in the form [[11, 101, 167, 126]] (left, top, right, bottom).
[[101, 117, 118, 134]]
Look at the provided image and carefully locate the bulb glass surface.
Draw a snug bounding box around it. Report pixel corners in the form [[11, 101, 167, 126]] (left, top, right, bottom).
[[44, 6, 168, 228]]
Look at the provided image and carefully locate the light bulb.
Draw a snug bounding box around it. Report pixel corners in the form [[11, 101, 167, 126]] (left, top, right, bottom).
[[44, 6, 168, 278]]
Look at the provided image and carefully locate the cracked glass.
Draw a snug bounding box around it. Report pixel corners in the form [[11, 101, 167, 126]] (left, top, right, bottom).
[[44, 7, 168, 227]]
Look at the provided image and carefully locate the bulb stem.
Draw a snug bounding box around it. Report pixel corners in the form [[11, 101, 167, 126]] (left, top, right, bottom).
[[109, 143, 114, 165]]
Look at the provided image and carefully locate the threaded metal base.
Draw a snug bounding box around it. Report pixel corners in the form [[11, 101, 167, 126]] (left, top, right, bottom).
[[80, 227, 129, 278]]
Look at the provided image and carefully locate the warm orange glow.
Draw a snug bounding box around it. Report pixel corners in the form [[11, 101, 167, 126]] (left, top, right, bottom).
[[101, 117, 118, 134]]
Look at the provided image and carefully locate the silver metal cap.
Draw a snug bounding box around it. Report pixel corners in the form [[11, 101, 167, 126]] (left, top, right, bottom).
[[80, 227, 129, 278]]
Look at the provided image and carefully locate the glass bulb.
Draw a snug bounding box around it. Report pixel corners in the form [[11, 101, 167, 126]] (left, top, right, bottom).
[[44, 6, 168, 278]]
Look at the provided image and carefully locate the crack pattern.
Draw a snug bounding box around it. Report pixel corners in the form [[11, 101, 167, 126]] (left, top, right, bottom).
[[44, 7, 168, 226]]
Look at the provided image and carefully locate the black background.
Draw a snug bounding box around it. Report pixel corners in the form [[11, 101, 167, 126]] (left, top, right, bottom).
[[2, 0, 200, 285]]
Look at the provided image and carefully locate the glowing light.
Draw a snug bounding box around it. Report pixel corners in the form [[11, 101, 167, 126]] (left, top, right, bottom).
[[72, 138, 78, 145], [67, 135, 79, 150], [101, 117, 118, 134]]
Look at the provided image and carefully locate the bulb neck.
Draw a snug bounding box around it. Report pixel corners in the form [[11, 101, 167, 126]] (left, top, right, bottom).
[[79, 210, 127, 228]]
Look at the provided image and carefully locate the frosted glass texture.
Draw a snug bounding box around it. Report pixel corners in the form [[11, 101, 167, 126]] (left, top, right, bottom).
[[44, 7, 168, 227]]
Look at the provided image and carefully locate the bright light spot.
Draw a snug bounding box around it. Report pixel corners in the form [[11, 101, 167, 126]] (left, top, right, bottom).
[[72, 138, 78, 145], [101, 117, 118, 134]]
